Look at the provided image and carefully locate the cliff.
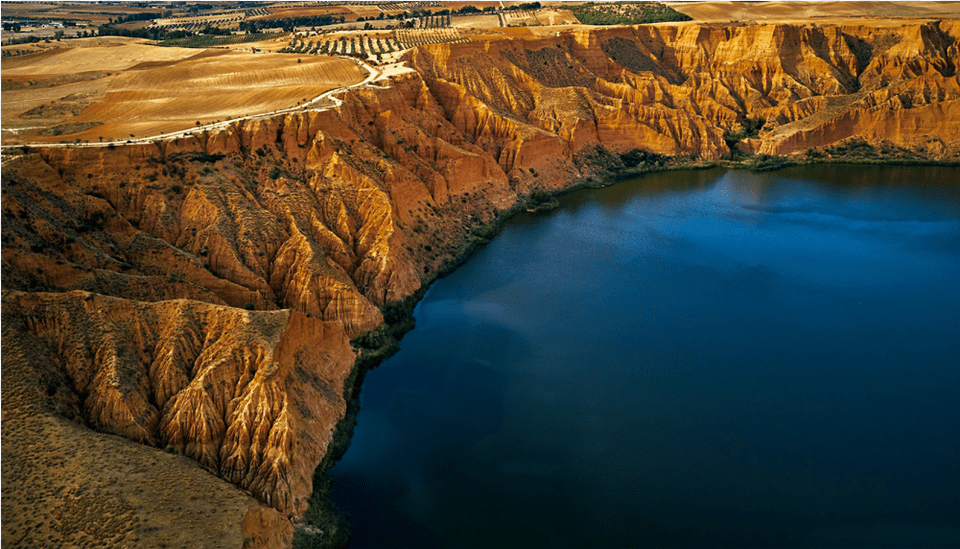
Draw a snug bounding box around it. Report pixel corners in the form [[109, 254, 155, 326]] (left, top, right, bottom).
[[1, 291, 321, 548], [2, 20, 958, 547], [406, 21, 960, 159]]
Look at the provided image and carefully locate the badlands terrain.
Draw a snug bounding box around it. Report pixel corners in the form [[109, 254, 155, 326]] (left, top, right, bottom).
[[2, 1, 959, 548]]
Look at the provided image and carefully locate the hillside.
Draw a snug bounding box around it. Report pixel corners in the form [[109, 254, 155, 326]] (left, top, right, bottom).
[[3, 18, 959, 548]]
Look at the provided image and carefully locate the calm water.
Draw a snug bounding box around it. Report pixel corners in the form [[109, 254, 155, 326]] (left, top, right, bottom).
[[330, 165, 960, 548]]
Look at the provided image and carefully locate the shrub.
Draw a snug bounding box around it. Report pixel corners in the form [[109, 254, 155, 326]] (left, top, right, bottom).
[[571, 2, 691, 25], [744, 154, 795, 172], [189, 152, 225, 163], [723, 116, 765, 149]]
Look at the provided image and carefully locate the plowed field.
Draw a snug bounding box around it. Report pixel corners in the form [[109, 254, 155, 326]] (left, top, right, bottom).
[[2, 38, 365, 145]]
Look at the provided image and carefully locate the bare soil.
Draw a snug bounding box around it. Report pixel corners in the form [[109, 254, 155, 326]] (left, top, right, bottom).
[[1, 38, 365, 145]]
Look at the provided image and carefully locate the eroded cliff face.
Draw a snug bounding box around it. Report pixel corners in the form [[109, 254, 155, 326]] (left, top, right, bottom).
[[2, 20, 958, 547], [6, 291, 354, 514], [406, 21, 960, 159]]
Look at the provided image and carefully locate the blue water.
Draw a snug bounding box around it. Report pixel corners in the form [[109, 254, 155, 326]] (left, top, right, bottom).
[[330, 165, 960, 548]]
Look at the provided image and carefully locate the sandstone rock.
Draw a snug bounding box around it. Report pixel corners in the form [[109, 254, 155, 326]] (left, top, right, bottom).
[[2, 290, 355, 519], [3, 20, 958, 548]]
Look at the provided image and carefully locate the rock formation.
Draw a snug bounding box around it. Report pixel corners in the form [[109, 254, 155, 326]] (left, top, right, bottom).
[[2, 20, 958, 547], [406, 21, 960, 159], [3, 288, 355, 513]]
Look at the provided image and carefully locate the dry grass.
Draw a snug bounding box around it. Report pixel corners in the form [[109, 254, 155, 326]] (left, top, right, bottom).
[[537, 8, 580, 26], [345, 5, 385, 21], [236, 34, 300, 53], [3, 41, 199, 75], [1, 36, 164, 61], [451, 13, 502, 29], [502, 8, 580, 28], [467, 26, 538, 41], [1, 40, 365, 145], [504, 10, 542, 27], [1, 42, 53, 56]]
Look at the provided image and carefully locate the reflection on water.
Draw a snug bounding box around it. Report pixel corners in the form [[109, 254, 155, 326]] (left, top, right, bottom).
[[551, 168, 725, 216], [330, 166, 960, 548]]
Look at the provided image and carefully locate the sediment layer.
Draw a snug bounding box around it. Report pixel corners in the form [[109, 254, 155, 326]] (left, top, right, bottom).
[[2, 20, 958, 547]]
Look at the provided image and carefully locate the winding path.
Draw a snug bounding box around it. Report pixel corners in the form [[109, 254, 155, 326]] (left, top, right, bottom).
[[0, 56, 383, 152]]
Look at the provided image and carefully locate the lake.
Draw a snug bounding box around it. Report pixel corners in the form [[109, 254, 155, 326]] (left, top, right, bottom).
[[329, 165, 960, 548]]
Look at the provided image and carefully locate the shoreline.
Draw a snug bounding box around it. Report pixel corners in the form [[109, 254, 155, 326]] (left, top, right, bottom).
[[290, 150, 960, 548]]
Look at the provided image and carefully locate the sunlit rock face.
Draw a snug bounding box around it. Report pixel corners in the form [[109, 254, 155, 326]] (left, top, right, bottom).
[[2, 19, 957, 546], [408, 21, 960, 160]]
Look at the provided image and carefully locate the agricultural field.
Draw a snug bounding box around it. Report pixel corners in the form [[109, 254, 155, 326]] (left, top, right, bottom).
[[0, 2, 164, 25], [450, 13, 502, 29], [447, 6, 575, 30], [1, 38, 365, 145], [294, 33, 404, 57], [157, 32, 279, 48], [467, 25, 539, 41], [285, 27, 467, 61], [414, 13, 452, 29], [432, 1, 501, 10], [396, 28, 468, 48], [1, 39, 69, 59], [503, 9, 543, 26], [251, 4, 380, 22], [535, 8, 580, 26], [151, 14, 246, 32]]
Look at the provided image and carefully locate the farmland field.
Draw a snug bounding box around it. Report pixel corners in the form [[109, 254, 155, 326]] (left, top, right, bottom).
[[503, 9, 542, 26], [251, 5, 381, 22], [451, 13, 502, 29], [157, 33, 279, 48], [1, 1, 163, 24], [396, 28, 468, 49], [533, 8, 580, 26], [1, 39, 365, 144]]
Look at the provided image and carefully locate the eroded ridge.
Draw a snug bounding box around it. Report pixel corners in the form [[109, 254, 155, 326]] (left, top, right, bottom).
[[2, 20, 959, 546]]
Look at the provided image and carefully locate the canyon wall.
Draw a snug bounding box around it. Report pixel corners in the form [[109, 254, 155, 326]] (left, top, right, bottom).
[[2, 20, 958, 547], [406, 21, 960, 159]]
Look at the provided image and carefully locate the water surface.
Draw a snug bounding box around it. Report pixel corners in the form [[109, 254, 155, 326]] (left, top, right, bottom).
[[330, 165, 960, 548]]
